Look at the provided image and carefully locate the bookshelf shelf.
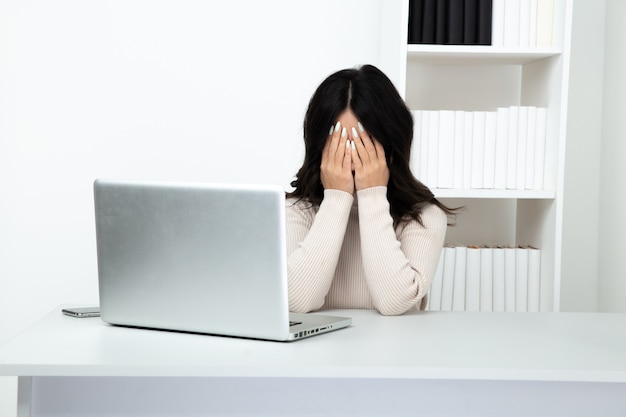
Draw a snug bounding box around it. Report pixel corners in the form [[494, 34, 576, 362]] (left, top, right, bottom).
[[406, 45, 561, 65], [433, 189, 555, 200], [381, 0, 572, 312]]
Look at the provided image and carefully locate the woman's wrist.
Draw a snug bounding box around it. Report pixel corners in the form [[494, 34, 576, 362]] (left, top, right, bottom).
[[356, 185, 388, 199]]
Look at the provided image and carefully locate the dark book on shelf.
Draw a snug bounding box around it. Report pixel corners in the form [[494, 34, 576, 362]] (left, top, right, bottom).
[[447, 0, 465, 45], [435, 0, 448, 44], [477, 0, 492, 45], [408, 0, 424, 43], [463, 0, 478, 44], [421, 0, 437, 44]]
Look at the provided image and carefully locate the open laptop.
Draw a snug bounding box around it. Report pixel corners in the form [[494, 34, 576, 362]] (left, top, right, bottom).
[[93, 179, 351, 341]]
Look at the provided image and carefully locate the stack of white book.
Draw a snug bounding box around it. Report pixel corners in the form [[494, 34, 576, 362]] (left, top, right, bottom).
[[411, 106, 547, 191], [492, 0, 555, 47], [427, 245, 544, 312]]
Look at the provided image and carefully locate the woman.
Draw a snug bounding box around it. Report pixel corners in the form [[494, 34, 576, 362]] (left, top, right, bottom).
[[286, 64, 455, 316]]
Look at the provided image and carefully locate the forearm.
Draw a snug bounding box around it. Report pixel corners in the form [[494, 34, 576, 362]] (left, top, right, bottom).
[[357, 187, 447, 315], [286, 190, 353, 312]]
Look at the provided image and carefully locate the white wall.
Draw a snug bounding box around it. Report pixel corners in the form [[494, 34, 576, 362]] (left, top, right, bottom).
[[0, 0, 387, 414], [599, 0, 626, 313]]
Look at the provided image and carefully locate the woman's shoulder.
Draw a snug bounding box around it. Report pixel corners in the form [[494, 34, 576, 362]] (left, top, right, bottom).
[[422, 203, 448, 228], [285, 194, 315, 208], [422, 202, 448, 224], [398, 202, 448, 233], [286, 196, 315, 210], [285, 197, 318, 223]]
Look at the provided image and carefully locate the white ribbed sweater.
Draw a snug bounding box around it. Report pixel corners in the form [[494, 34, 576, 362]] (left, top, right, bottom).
[[286, 186, 447, 316]]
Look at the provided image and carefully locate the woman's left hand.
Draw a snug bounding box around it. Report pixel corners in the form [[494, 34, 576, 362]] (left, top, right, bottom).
[[351, 124, 390, 191]]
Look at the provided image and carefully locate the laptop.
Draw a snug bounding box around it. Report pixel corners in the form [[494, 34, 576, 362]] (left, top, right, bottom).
[[93, 179, 351, 341]]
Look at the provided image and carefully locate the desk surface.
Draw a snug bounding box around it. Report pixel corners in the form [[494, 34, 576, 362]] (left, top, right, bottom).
[[1, 307, 625, 382]]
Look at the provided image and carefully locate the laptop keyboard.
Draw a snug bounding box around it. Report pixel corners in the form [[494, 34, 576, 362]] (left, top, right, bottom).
[[289, 321, 302, 327]]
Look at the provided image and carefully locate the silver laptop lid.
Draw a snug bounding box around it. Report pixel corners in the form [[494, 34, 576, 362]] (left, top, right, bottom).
[[94, 179, 291, 340]]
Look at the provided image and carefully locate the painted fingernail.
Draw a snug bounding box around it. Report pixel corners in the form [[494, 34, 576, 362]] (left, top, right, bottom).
[[329, 125, 334, 135], [335, 121, 341, 133], [346, 139, 350, 149], [351, 127, 359, 139], [358, 121, 365, 132], [341, 127, 347, 138], [351, 141, 356, 150]]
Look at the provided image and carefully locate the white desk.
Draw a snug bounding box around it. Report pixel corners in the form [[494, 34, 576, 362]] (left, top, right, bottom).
[[1, 307, 625, 416]]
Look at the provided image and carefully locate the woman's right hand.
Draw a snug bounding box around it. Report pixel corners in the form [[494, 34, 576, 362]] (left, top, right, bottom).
[[320, 121, 354, 195]]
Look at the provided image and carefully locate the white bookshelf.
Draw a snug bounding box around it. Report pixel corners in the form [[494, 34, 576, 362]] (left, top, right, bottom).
[[381, 0, 573, 312], [433, 189, 554, 199], [407, 45, 561, 64]]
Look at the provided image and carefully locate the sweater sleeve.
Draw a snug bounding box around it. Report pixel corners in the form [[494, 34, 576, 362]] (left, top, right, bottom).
[[285, 189, 354, 313], [357, 186, 447, 315]]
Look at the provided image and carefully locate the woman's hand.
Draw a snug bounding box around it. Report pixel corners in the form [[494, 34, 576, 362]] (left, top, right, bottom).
[[351, 123, 390, 191], [320, 121, 355, 195]]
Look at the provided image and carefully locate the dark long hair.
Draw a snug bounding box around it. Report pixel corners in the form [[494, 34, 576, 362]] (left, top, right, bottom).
[[288, 64, 457, 226]]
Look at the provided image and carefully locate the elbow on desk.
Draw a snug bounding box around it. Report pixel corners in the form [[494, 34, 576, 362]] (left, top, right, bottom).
[[373, 295, 422, 316], [376, 305, 414, 316]]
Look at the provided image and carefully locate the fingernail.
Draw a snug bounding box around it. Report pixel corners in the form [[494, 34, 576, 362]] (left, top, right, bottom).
[[358, 121, 365, 132], [329, 125, 334, 135], [335, 121, 341, 132], [351, 127, 359, 139], [345, 139, 350, 149], [341, 127, 347, 138], [351, 141, 356, 150]]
